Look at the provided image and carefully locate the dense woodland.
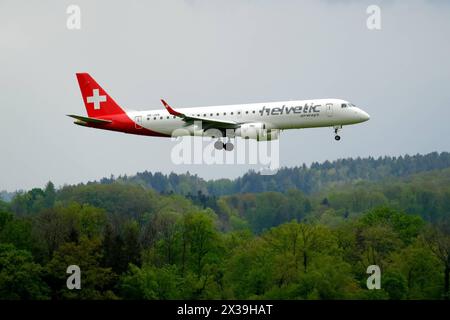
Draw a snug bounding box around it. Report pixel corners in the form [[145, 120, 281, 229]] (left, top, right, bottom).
[[0, 152, 449, 300], [104, 151, 450, 196]]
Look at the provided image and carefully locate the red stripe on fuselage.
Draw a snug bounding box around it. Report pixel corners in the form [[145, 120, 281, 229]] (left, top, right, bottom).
[[85, 112, 170, 137]]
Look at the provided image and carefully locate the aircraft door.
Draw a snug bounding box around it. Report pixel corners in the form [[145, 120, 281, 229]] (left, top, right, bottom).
[[326, 103, 333, 117], [135, 116, 143, 129]]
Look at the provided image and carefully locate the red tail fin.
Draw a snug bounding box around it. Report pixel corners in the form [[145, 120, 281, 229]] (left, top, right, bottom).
[[76, 73, 126, 118]]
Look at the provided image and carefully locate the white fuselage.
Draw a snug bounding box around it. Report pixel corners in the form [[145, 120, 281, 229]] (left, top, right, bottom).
[[127, 98, 370, 137]]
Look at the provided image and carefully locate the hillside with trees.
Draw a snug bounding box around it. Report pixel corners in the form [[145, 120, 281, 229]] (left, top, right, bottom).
[[96, 152, 450, 196], [0, 152, 449, 300]]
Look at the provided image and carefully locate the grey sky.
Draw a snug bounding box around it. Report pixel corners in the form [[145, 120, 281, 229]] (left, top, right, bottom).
[[1, 0, 450, 191]]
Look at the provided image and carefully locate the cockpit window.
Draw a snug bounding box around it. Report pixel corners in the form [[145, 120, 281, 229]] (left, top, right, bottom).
[[341, 104, 347, 108]]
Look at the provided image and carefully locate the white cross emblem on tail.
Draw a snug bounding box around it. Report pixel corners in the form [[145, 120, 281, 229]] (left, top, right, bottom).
[[87, 89, 106, 110]]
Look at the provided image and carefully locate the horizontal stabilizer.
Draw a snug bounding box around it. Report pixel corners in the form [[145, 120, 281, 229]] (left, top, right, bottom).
[[67, 114, 112, 124]]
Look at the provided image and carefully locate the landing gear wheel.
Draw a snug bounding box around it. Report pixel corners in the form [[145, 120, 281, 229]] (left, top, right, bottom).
[[333, 125, 342, 141], [224, 142, 234, 151], [214, 140, 224, 150]]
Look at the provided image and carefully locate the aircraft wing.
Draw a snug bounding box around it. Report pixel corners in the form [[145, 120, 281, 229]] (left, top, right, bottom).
[[161, 99, 239, 129]]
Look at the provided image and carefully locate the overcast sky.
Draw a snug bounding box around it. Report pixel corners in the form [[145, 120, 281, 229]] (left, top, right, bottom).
[[1, 0, 450, 191]]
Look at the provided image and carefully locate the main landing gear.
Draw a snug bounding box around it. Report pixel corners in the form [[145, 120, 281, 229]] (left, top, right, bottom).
[[334, 125, 342, 141], [214, 138, 234, 151]]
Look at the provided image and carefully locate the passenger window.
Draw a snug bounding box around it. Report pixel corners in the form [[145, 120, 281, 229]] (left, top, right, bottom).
[[341, 104, 347, 108], [231, 112, 234, 115]]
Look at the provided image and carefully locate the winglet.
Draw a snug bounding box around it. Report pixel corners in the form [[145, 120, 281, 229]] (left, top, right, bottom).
[[161, 99, 183, 117]]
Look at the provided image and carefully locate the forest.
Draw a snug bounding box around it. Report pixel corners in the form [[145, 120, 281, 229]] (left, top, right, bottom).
[[0, 152, 449, 300]]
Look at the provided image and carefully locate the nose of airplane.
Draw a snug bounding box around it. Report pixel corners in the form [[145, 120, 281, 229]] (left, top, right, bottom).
[[359, 109, 370, 122]]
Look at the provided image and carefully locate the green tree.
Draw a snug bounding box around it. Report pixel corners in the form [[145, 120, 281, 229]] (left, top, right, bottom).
[[290, 255, 360, 299], [390, 241, 442, 299], [184, 211, 221, 278], [123, 220, 142, 268], [0, 244, 49, 299], [119, 264, 181, 299], [422, 223, 450, 299], [32, 208, 71, 259], [0, 217, 34, 252], [143, 210, 182, 265], [382, 272, 408, 300], [0, 210, 13, 233], [45, 237, 117, 299], [360, 207, 424, 244], [44, 181, 56, 208], [0, 199, 10, 213]]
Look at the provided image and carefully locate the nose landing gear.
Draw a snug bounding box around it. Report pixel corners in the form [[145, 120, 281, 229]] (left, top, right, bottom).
[[334, 125, 342, 141]]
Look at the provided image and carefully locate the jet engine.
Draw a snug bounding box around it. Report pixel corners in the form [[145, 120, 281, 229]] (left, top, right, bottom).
[[235, 123, 279, 141]]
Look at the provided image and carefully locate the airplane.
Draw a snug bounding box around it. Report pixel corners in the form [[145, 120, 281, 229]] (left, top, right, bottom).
[[69, 73, 370, 151]]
